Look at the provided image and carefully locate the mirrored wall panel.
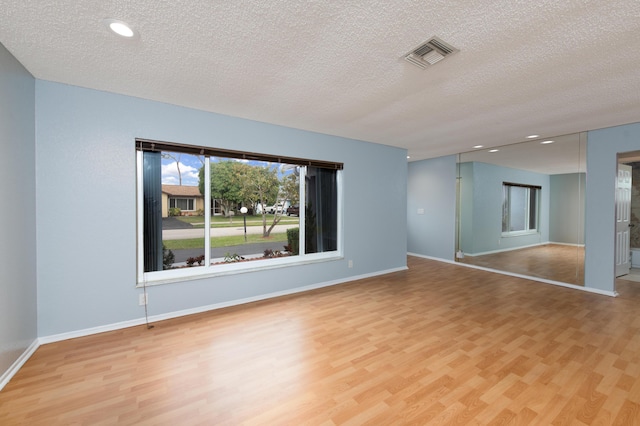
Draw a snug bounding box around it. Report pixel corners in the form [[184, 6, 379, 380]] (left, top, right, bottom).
[[456, 133, 586, 286]]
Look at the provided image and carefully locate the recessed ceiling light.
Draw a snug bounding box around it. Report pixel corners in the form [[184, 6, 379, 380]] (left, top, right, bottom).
[[526, 134, 540, 139], [103, 19, 138, 39], [407, 155, 411, 159], [473, 145, 484, 149], [488, 149, 499, 153], [540, 140, 554, 145]]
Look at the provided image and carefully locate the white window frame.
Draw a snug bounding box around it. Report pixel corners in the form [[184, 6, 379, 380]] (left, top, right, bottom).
[[501, 182, 540, 237], [136, 150, 343, 286]]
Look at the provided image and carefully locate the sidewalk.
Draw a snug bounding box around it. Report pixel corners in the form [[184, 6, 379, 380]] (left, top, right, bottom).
[[162, 223, 299, 239]]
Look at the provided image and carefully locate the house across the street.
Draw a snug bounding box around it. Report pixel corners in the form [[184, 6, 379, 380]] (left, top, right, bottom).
[[161, 185, 204, 217]]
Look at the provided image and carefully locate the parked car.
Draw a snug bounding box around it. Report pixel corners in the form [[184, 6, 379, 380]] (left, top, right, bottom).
[[286, 205, 299, 216], [265, 203, 284, 214]]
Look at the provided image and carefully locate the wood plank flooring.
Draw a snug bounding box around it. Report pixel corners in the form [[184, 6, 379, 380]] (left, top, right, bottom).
[[2, 256, 640, 425], [457, 244, 585, 286]]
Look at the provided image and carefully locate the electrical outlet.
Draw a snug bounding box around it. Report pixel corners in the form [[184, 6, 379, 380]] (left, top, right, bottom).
[[139, 293, 148, 306], [348, 260, 353, 268]]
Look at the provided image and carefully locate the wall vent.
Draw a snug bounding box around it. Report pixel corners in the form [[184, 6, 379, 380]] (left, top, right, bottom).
[[403, 37, 458, 69]]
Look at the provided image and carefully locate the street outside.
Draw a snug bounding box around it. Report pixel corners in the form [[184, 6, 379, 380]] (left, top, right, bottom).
[[162, 223, 299, 239], [162, 217, 299, 264]]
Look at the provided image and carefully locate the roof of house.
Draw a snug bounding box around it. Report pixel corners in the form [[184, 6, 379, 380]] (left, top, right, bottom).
[[161, 185, 202, 197]]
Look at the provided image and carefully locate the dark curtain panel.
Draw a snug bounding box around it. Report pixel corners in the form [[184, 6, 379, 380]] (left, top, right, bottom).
[[143, 151, 163, 272], [529, 188, 538, 230], [305, 167, 337, 254]]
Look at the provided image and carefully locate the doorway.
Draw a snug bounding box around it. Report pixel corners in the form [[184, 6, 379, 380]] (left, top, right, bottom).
[[615, 163, 631, 277], [616, 152, 640, 283]]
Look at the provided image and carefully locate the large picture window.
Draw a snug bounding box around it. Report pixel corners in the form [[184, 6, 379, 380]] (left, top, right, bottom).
[[136, 139, 343, 284], [502, 182, 540, 235]]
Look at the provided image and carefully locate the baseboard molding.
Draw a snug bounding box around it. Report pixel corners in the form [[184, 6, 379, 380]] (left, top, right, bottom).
[[461, 242, 584, 258], [548, 242, 585, 248], [0, 339, 40, 391], [407, 252, 457, 265], [406, 253, 617, 298], [39, 318, 150, 345], [39, 266, 408, 345], [462, 242, 546, 257]]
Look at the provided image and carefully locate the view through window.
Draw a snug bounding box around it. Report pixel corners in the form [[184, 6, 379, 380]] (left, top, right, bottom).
[[137, 141, 342, 282]]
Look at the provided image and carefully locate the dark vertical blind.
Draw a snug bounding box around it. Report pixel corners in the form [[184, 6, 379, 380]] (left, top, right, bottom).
[[143, 151, 163, 272], [305, 167, 338, 253], [529, 188, 538, 230]]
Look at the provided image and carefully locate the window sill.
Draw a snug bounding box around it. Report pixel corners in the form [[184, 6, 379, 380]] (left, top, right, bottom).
[[501, 231, 539, 238], [137, 251, 343, 287]]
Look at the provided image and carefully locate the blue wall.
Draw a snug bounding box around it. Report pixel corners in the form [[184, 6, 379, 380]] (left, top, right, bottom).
[[586, 122, 640, 293], [0, 44, 37, 378], [459, 162, 550, 255], [407, 155, 456, 260], [35, 81, 408, 336]]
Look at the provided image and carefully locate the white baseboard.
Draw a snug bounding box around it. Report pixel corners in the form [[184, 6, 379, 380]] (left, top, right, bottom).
[[548, 242, 585, 248], [407, 252, 457, 264], [462, 242, 546, 257], [39, 266, 408, 345], [461, 242, 584, 258], [0, 339, 40, 391], [39, 318, 150, 345]]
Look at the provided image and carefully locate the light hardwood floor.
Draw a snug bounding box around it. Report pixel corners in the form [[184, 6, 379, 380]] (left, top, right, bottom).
[[1, 256, 640, 425], [458, 244, 585, 286]]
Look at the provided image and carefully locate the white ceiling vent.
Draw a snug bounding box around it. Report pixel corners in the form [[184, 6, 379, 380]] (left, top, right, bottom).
[[403, 37, 458, 69]]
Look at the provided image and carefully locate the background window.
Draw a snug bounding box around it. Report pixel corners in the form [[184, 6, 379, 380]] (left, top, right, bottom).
[[170, 198, 195, 211], [502, 182, 539, 234]]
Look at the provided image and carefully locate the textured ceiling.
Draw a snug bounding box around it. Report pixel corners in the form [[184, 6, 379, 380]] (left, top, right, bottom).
[[1, 1, 639, 161]]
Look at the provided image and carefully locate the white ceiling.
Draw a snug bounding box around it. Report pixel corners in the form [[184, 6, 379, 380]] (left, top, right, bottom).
[[2, 1, 639, 162]]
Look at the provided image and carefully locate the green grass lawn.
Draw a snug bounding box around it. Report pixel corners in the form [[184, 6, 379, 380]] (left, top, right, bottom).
[[163, 232, 288, 250], [174, 215, 299, 228]]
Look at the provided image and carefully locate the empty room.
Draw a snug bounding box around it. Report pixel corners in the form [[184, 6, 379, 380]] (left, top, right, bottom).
[[2, 1, 640, 424]]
